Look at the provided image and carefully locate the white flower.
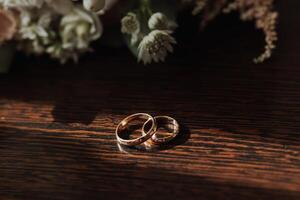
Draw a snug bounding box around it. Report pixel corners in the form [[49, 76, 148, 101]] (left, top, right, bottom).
[[98, 0, 118, 15], [18, 7, 53, 40], [0, 0, 44, 9], [0, 0, 73, 14], [138, 30, 176, 64], [83, 0, 105, 13], [60, 7, 102, 50], [148, 12, 177, 30]]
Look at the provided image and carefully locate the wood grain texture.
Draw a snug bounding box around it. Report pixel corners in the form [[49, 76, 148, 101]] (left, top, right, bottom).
[[1, 1, 300, 199]]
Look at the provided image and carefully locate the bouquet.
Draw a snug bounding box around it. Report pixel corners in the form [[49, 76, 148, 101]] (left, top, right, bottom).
[[0, 0, 278, 70]]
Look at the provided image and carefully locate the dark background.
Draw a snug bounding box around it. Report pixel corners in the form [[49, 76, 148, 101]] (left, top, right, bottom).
[[0, 1, 300, 199]]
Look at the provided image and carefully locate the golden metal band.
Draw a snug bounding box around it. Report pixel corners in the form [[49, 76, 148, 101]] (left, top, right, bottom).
[[142, 115, 179, 145], [115, 113, 157, 146]]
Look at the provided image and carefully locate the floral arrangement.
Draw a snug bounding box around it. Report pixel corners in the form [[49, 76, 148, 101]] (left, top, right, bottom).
[[0, 0, 278, 70]]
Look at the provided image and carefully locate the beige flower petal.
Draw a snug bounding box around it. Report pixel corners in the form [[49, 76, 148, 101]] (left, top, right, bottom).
[[0, 9, 18, 43]]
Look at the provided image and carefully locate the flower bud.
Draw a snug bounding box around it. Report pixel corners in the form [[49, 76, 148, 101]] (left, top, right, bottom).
[[148, 12, 169, 30], [121, 13, 140, 34]]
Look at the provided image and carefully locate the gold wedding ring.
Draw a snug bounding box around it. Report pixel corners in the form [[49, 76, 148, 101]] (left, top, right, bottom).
[[115, 113, 157, 146], [142, 116, 179, 145], [116, 113, 180, 147]]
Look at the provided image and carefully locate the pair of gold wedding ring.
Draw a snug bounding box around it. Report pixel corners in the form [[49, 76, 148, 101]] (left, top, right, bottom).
[[116, 113, 179, 146]]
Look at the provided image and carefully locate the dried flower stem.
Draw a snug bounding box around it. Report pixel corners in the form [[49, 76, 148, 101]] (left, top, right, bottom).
[[191, 0, 278, 63]]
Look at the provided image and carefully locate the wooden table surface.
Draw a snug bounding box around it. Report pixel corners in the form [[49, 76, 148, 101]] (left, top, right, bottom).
[[1, 1, 300, 200]]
